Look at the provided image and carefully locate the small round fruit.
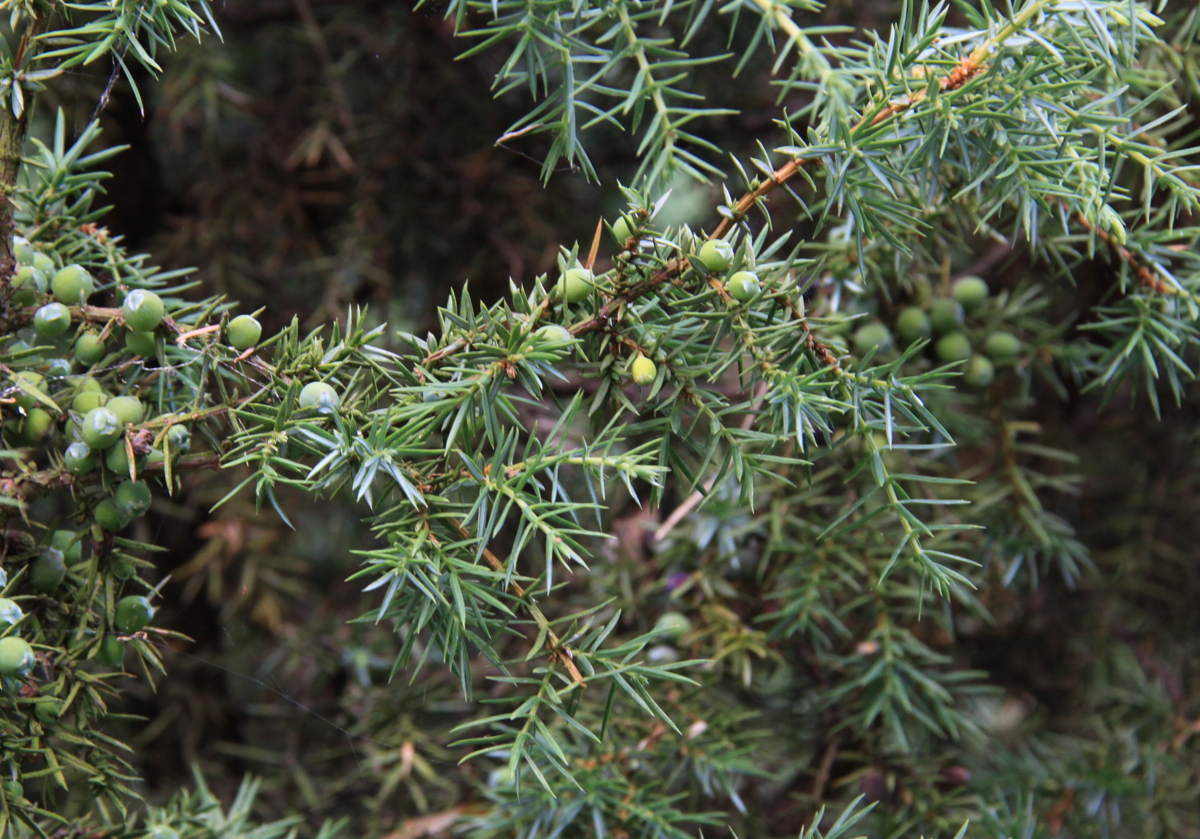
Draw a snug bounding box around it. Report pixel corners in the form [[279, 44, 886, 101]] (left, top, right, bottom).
[[298, 382, 340, 411], [80, 407, 122, 448], [120, 289, 164, 332], [11, 266, 46, 306], [34, 698, 62, 724], [93, 498, 129, 532], [22, 408, 54, 442], [0, 637, 35, 677], [71, 390, 107, 413], [114, 480, 152, 518], [534, 325, 572, 345], [929, 298, 965, 334], [43, 357, 72, 378], [29, 550, 66, 594], [73, 332, 105, 366], [106, 395, 144, 426], [166, 424, 191, 452], [33, 303, 71, 338], [698, 240, 735, 272], [63, 442, 95, 474], [853, 323, 893, 356], [10, 371, 43, 409], [653, 612, 692, 641], [964, 355, 995, 389], [125, 329, 157, 358], [935, 332, 973, 363], [726, 271, 760, 302], [0, 599, 24, 631], [12, 237, 32, 262], [951, 276, 989, 312], [50, 530, 82, 566], [559, 268, 594, 304], [227, 314, 262, 350], [105, 443, 133, 476], [611, 215, 635, 244], [32, 253, 54, 275], [895, 306, 932, 343], [98, 635, 124, 668], [984, 331, 1022, 365], [630, 354, 657, 386], [51, 264, 94, 304], [146, 448, 165, 466], [115, 595, 155, 634]]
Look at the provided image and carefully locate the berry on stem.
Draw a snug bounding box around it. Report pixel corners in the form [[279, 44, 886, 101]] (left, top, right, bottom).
[[33, 303, 71, 338], [951, 276, 989, 312], [299, 382, 340, 411], [125, 330, 157, 358], [726, 271, 760, 302], [964, 355, 995, 388], [631, 354, 657, 386], [80, 407, 122, 448], [227, 314, 262, 350], [895, 306, 932, 343], [50, 265, 94, 304], [985, 331, 1022, 365], [121, 289, 165, 332], [73, 333, 105, 366], [935, 332, 973, 363], [853, 322, 893, 356], [698, 239, 735, 272], [115, 596, 155, 634], [0, 637, 34, 677], [929, 298, 965, 334], [559, 268, 595, 304]]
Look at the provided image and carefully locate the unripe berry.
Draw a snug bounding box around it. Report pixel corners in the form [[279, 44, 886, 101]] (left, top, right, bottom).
[[299, 381, 340, 412], [33, 303, 71, 338], [0, 637, 35, 677], [935, 332, 972, 363], [559, 268, 594, 304], [984, 331, 1022, 365], [63, 442, 95, 474], [105, 443, 141, 477], [51, 264, 94, 304], [115, 595, 155, 633], [98, 635, 124, 668], [726, 271, 760, 302], [114, 480, 152, 518], [165, 423, 191, 452], [534, 325, 572, 345], [31, 253, 54, 275], [125, 330, 157, 357], [630, 354, 657, 386], [653, 612, 692, 641], [853, 322, 893, 356], [22, 408, 54, 442], [12, 237, 32, 263], [951, 276, 989, 312], [80, 407, 122, 448], [611, 215, 635, 244], [929, 298, 966, 334], [895, 306, 932, 343], [50, 530, 83, 566], [93, 498, 129, 532], [698, 239, 735, 272], [71, 390, 108, 413], [0, 598, 24, 631], [106, 395, 144, 426], [10, 371, 43, 409], [34, 698, 62, 724], [29, 549, 66, 594], [121, 289, 165, 332], [227, 314, 262, 350], [11, 266, 46, 306], [73, 332, 105, 366], [964, 355, 995, 389], [43, 357, 72, 378]]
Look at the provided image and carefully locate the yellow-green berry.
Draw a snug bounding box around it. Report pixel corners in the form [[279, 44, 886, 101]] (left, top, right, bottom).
[[299, 382, 340, 411], [93, 498, 129, 532], [121, 289, 165, 332], [853, 322, 893, 356], [106, 395, 144, 426], [631, 354, 657, 386], [0, 637, 35, 677], [951, 276, 989, 312], [22, 408, 54, 442], [51, 265, 94, 304], [125, 330, 157, 357], [63, 442, 95, 474], [227, 314, 262, 350], [929, 298, 965, 334], [698, 240, 735, 272], [73, 332, 105, 366], [114, 480, 152, 518], [559, 268, 594, 304], [726, 271, 760, 303], [964, 355, 995, 389], [935, 332, 972, 363], [653, 612, 692, 641], [80, 407, 122, 448], [33, 303, 71, 338], [895, 306, 932, 343], [984, 331, 1022, 365]]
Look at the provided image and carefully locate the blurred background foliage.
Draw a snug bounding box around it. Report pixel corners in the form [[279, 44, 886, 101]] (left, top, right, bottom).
[[27, 0, 1200, 836]]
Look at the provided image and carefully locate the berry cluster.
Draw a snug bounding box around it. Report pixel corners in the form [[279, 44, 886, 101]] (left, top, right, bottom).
[[851, 276, 1024, 388]]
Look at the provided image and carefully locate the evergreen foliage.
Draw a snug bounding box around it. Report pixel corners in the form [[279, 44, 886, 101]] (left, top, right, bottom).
[[0, 0, 1196, 837]]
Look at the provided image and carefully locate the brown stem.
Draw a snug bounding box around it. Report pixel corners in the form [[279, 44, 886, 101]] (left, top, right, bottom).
[[0, 12, 50, 302]]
